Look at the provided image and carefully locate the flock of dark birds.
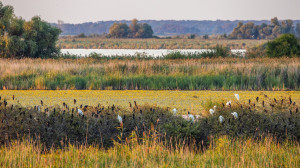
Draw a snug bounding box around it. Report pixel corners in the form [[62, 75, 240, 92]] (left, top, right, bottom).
[[0, 94, 299, 149]]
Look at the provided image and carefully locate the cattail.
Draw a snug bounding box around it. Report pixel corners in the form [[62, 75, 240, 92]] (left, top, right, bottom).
[[74, 99, 76, 104], [13, 95, 15, 100], [274, 98, 277, 103], [296, 108, 298, 113], [256, 97, 259, 102], [248, 99, 251, 104], [262, 101, 265, 107], [41, 100, 43, 106], [289, 97, 292, 104], [129, 102, 132, 108], [281, 99, 284, 105], [132, 113, 135, 119], [293, 102, 296, 106]]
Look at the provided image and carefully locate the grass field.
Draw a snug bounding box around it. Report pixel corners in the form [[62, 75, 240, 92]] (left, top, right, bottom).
[[0, 136, 299, 168], [0, 57, 298, 90], [58, 38, 268, 49], [0, 90, 299, 115]]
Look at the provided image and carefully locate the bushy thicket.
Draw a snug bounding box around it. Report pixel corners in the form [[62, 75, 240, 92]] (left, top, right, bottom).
[[0, 96, 299, 149]]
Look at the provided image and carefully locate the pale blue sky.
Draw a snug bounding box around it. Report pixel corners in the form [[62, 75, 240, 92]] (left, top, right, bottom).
[[2, 0, 300, 23]]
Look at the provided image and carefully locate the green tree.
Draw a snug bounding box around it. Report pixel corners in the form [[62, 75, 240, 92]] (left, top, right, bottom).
[[129, 18, 139, 38], [0, 2, 61, 58], [109, 23, 130, 38], [266, 34, 300, 57], [136, 23, 153, 38]]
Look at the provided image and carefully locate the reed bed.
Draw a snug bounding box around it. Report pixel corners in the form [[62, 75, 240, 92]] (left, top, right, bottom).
[[57, 38, 268, 49], [0, 57, 298, 90]]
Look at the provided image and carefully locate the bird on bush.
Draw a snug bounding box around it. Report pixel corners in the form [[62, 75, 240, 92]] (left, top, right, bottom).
[[219, 116, 225, 123], [78, 108, 83, 116], [231, 112, 238, 119], [117, 115, 122, 124], [188, 112, 195, 122], [172, 108, 177, 115], [226, 100, 231, 106], [209, 109, 215, 116], [234, 94, 240, 101]]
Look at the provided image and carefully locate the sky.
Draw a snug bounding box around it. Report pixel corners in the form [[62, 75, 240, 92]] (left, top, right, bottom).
[[2, 0, 300, 24]]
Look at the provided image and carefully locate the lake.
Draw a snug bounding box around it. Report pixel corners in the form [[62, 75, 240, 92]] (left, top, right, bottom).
[[61, 49, 246, 57]]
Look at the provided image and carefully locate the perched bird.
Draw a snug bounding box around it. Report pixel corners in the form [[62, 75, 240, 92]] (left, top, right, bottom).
[[172, 108, 177, 115], [78, 108, 83, 116], [117, 115, 123, 124], [226, 101, 232, 106], [231, 112, 238, 119], [219, 116, 225, 124], [234, 94, 240, 101], [188, 112, 195, 122], [209, 109, 215, 116]]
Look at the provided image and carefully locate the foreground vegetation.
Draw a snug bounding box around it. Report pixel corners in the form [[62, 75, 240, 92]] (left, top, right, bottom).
[[0, 94, 299, 167], [0, 136, 298, 168], [0, 57, 298, 90]]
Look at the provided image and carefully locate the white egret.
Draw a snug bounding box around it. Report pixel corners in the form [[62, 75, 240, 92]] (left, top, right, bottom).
[[117, 115, 123, 124], [78, 108, 83, 116], [226, 100, 232, 106], [209, 109, 215, 116], [219, 116, 225, 123], [188, 112, 195, 122], [234, 94, 240, 101], [172, 108, 177, 115], [231, 112, 238, 119]]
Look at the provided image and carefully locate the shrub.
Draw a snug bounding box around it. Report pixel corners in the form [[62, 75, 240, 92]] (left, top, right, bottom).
[[266, 34, 300, 58]]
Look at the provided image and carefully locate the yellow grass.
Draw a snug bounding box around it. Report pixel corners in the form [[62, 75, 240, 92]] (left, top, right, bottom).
[[0, 90, 299, 115]]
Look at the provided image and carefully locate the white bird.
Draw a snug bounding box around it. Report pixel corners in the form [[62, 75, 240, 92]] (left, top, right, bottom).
[[188, 112, 195, 122], [117, 115, 123, 123], [78, 108, 83, 116], [231, 112, 238, 119], [209, 109, 215, 116], [226, 100, 232, 106], [219, 116, 225, 123], [234, 94, 240, 101], [172, 108, 177, 115]]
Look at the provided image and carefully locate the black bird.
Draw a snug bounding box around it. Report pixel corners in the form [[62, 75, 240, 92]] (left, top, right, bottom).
[[41, 100, 43, 106], [74, 99, 76, 104], [256, 97, 259, 102], [248, 99, 251, 104], [289, 97, 292, 104]]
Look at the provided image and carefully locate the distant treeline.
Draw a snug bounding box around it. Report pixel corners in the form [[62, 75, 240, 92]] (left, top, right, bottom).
[[229, 17, 300, 39], [52, 19, 300, 36]]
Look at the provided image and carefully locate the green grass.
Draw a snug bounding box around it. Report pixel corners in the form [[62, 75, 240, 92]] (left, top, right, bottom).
[[0, 136, 299, 167], [0, 57, 298, 90]]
